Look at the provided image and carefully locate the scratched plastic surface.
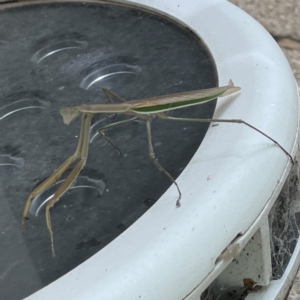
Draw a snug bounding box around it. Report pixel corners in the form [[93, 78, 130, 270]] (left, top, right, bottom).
[[0, 2, 217, 299]]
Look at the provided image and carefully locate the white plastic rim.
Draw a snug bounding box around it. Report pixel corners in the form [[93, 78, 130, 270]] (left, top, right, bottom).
[[25, 0, 299, 299]]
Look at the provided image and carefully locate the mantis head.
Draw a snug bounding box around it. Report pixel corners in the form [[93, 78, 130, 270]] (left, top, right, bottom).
[[59, 107, 80, 125]]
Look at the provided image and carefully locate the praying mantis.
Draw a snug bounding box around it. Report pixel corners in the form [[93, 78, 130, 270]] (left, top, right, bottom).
[[22, 80, 293, 256]]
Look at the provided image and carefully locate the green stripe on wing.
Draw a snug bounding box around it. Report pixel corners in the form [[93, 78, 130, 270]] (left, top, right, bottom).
[[132, 91, 225, 114]]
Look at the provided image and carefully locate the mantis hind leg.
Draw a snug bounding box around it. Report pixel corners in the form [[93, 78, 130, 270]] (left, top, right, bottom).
[[157, 113, 293, 163], [145, 119, 182, 207]]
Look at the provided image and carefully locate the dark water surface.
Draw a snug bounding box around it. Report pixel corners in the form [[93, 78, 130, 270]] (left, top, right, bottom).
[[0, 2, 217, 299]]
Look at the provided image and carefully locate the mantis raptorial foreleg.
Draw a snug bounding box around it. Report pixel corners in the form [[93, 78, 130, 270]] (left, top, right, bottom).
[[145, 119, 182, 207], [22, 113, 93, 256], [22, 114, 88, 231], [22, 156, 78, 230], [46, 113, 92, 256], [157, 113, 294, 163], [46, 159, 87, 256]]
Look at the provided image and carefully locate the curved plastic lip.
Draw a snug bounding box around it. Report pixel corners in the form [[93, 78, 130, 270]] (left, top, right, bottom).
[[31, 40, 88, 63], [19, 1, 299, 300]]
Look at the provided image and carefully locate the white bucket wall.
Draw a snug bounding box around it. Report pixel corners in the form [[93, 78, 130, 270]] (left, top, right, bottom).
[[25, 0, 299, 299]]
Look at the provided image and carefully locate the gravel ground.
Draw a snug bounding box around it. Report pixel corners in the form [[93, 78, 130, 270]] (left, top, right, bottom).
[[229, 1, 300, 298], [229, 0, 300, 87]]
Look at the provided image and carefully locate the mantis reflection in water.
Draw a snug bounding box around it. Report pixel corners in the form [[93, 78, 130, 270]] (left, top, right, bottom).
[[22, 80, 292, 256]]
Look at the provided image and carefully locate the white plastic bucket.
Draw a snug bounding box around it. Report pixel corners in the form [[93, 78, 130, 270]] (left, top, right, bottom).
[[25, 0, 299, 299]]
